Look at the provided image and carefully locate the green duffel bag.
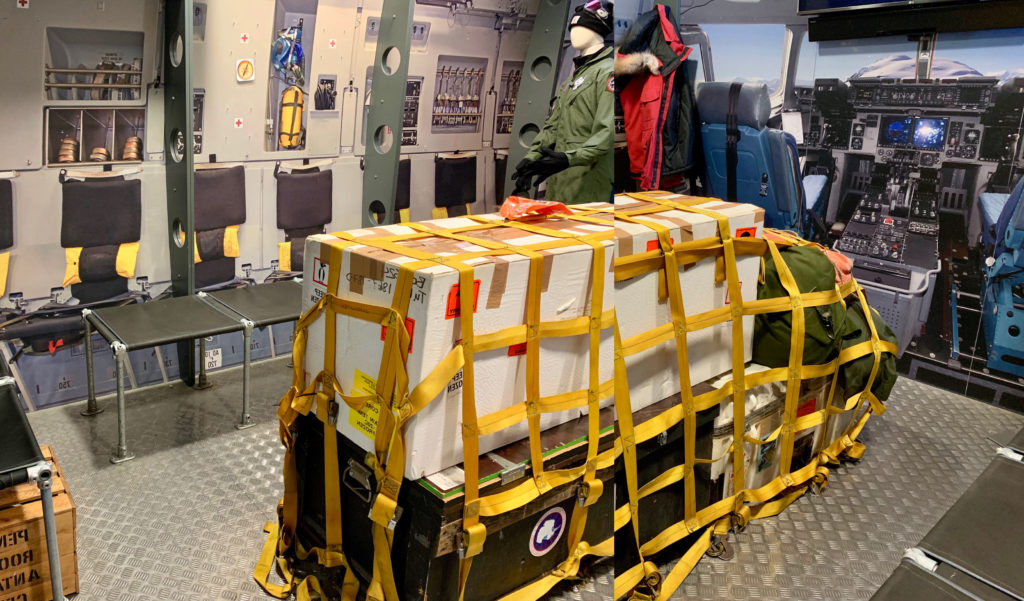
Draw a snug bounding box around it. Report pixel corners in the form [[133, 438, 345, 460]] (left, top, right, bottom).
[[752, 244, 848, 368], [838, 295, 899, 402]]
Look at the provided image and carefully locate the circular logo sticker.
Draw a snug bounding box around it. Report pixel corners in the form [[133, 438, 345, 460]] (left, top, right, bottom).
[[529, 507, 566, 557], [606, 76, 614, 93]]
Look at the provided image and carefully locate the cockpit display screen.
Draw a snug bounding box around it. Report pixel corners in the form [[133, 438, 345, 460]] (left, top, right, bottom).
[[913, 118, 947, 150], [880, 116, 913, 147]]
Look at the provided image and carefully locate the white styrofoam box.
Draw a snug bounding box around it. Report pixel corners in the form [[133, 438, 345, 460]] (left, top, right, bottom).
[[709, 365, 831, 497], [300, 212, 615, 479], [614, 193, 764, 411]]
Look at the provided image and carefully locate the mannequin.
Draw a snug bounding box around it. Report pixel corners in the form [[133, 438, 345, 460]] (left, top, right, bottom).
[[511, 1, 614, 205], [570, 25, 605, 58]]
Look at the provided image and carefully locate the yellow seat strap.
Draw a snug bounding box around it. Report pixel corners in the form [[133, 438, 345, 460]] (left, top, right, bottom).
[[116, 241, 140, 279], [0, 251, 8, 297], [278, 241, 292, 272]]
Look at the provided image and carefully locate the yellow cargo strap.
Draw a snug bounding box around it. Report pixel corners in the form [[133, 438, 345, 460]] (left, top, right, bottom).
[[611, 192, 894, 600], [256, 199, 894, 601], [63, 241, 140, 287]]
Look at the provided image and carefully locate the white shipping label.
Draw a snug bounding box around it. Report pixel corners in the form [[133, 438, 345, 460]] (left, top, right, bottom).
[[204, 347, 222, 370]]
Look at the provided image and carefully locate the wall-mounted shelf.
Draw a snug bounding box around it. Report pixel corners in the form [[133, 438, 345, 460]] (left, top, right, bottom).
[[431, 56, 488, 135], [495, 61, 522, 136], [45, 27, 145, 106], [45, 107, 145, 167]]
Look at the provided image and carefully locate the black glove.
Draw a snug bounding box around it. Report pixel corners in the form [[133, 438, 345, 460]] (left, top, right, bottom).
[[510, 157, 538, 197], [511, 158, 535, 181], [531, 146, 570, 184]]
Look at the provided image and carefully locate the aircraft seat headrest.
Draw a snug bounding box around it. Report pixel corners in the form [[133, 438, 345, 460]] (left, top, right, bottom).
[[696, 81, 771, 130]]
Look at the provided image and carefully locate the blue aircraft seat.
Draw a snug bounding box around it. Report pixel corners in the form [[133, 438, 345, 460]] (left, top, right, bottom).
[[980, 177, 1023, 256], [803, 174, 829, 215], [697, 82, 806, 232]]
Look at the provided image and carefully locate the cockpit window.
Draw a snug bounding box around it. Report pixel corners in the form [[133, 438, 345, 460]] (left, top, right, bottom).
[[702, 24, 785, 93], [796, 33, 918, 83], [796, 29, 1024, 86], [930, 28, 1024, 84]]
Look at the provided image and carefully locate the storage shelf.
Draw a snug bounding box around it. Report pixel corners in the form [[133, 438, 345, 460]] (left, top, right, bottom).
[[45, 107, 145, 167], [48, 160, 142, 169]]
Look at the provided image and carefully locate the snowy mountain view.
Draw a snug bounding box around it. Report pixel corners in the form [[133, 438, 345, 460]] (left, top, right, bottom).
[[733, 77, 782, 93], [985, 69, 1024, 85], [850, 55, 983, 79]]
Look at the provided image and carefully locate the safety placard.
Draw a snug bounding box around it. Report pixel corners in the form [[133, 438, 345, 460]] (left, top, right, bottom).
[[312, 257, 329, 286], [646, 237, 674, 252], [445, 279, 481, 319], [204, 347, 222, 370], [349, 369, 380, 439]]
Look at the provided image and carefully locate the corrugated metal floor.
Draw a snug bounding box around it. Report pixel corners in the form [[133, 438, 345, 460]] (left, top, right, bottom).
[[25, 359, 1022, 601]]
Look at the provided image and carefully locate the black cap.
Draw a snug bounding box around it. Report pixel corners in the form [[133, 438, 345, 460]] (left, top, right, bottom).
[[569, 1, 612, 38]]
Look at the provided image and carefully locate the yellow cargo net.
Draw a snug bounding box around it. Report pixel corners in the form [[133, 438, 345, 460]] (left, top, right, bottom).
[[256, 210, 622, 601], [253, 193, 895, 601], [612, 191, 895, 600]]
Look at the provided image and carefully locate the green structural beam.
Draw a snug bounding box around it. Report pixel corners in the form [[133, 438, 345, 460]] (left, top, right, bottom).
[[503, 0, 572, 201], [164, 0, 197, 385], [361, 0, 415, 226]]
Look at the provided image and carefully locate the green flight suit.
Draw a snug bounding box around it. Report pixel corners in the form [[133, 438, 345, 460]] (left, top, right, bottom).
[[525, 46, 614, 205]]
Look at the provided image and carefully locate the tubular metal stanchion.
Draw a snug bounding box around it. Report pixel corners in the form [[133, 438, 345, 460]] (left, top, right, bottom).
[[80, 310, 103, 416], [285, 321, 295, 369], [237, 319, 255, 429], [109, 341, 135, 464], [195, 336, 212, 389], [33, 462, 66, 601]]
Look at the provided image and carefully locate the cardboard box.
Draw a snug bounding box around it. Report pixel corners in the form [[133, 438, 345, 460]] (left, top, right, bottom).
[[0, 446, 78, 601], [614, 192, 764, 410], [301, 210, 615, 479]]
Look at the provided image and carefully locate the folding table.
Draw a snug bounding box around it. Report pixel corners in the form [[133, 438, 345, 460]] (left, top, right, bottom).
[[82, 282, 302, 463]]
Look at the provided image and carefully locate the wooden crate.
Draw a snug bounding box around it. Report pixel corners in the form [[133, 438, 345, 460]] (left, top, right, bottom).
[[0, 446, 78, 601]]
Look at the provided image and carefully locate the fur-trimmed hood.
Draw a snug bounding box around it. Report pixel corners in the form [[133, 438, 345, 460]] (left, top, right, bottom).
[[614, 50, 660, 76]]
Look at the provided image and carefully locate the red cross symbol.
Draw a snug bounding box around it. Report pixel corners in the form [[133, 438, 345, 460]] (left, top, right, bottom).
[[17, 0, 29, 8], [240, 33, 249, 43], [234, 118, 243, 128], [329, 39, 337, 48]]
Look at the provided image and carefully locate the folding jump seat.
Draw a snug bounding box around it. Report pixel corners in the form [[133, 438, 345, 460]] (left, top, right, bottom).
[[0, 171, 145, 355], [192, 165, 248, 290], [272, 162, 333, 277], [433, 152, 477, 218], [697, 82, 808, 232]]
